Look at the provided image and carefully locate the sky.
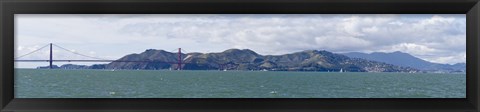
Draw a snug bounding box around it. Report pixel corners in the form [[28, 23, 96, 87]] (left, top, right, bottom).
[[14, 14, 466, 68]]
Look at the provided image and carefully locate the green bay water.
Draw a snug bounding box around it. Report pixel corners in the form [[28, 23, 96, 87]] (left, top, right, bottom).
[[15, 69, 466, 98]]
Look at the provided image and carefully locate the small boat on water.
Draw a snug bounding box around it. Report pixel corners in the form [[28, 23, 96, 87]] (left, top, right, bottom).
[[339, 68, 343, 73], [270, 91, 277, 94]]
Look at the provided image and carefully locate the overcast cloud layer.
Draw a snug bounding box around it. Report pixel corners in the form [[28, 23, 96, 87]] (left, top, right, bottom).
[[15, 14, 466, 68]]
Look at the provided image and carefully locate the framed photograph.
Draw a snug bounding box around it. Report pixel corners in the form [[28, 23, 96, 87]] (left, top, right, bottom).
[[1, 0, 479, 112]]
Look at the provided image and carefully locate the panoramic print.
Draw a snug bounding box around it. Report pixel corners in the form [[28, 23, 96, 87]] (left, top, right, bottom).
[[14, 14, 466, 98]]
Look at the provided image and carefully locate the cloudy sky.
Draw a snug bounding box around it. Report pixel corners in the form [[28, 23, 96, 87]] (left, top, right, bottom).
[[14, 14, 466, 68]]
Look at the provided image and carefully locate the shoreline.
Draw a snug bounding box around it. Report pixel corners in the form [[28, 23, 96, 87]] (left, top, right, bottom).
[[14, 68, 466, 74]]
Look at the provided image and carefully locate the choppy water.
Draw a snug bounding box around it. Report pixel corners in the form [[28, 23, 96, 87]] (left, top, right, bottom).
[[14, 69, 466, 98]]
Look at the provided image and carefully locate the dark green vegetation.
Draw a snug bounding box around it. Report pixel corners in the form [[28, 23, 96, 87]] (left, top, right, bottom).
[[41, 49, 419, 72]]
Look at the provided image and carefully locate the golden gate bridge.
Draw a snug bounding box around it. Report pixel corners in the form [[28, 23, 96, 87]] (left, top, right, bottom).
[[14, 43, 188, 70]]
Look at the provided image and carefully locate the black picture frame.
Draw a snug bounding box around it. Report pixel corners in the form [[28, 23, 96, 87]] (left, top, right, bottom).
[[1, 0, 479, 112]]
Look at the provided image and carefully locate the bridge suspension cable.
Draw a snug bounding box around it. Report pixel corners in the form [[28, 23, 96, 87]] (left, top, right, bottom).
[[15, 43, 190, 68], [170, 48, 188, 53], [15, 44, 50, 59], [181, 49, 188, 53], [52, 44, 110, 60]]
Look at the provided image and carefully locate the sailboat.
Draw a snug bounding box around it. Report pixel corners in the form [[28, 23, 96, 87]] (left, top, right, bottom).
[[339, 68, 343, 73]]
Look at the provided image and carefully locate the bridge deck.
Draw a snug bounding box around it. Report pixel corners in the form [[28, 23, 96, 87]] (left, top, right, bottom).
[[14, 60, 180, 64]]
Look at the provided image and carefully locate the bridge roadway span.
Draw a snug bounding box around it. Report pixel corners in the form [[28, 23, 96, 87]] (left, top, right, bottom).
[[14, 60, 180, 64]]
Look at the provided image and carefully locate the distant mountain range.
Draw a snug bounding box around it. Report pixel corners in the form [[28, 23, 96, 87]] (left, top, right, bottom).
[[342, 51, 465, 73], [38, 49, 420, 73]]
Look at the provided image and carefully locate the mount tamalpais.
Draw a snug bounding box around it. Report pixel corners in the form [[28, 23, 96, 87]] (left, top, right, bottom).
[[342, 51, 465, 73]]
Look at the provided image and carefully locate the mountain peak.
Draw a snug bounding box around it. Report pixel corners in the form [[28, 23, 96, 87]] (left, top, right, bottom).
[[303, 50, 334, 55], [144, 49, 170, 53], [392, 51, 403, 53], [343, 51, 465, 72], [223, 48, 241, 52], [391, 51, 409, 55], [223, 49, 258, 55], [370, 51, 410, 56], [303, 50, 323, 53]]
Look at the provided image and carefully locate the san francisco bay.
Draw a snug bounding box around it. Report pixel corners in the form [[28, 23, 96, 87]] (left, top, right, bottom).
[[15, 69, 466, 98]]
